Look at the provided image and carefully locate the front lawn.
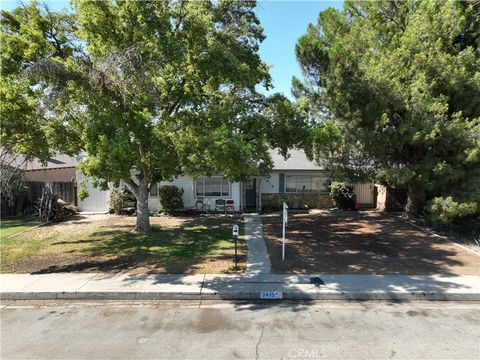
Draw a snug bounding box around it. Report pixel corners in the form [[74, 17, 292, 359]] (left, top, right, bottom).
[[1, 215, 245, 274], [1, 217, 38, 241]]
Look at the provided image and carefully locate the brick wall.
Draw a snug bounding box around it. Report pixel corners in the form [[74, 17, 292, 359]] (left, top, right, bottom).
[[376, 185, 407, 212], [261, 193, 332, 210]]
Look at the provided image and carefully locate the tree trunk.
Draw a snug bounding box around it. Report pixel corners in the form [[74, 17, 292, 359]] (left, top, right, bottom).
[[405, 183, 426, 218], [134, 184, 151, 233], [124, 177, 152, 233]]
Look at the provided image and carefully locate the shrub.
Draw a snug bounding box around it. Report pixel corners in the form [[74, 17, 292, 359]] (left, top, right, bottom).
[[159, 185, 184, 213], [329, 181, 356, 210], [425, 196, 479, 227], [149, 209, 160, 217], [109, 188, 130, 215]]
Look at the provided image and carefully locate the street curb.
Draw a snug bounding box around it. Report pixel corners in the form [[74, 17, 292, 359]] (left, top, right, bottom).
[[2, 290, 479, 301]]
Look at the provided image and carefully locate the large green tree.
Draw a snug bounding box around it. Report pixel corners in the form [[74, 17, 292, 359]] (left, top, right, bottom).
[[2, 0, 301, 231], [0, 2, 77, 160], [295, 0, 480, 216]]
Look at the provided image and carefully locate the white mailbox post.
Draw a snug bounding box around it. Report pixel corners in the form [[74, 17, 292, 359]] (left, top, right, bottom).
[[232, 224, 239, 237], [282, 202, 288, 260], [232, 224, 239, 269]]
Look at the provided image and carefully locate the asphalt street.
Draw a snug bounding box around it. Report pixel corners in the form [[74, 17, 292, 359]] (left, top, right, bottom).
[[1, 300, 479, 359]]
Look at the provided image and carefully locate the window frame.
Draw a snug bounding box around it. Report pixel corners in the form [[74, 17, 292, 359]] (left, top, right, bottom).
[[195, 176, 231, 197], [284, 174, 326, 194]]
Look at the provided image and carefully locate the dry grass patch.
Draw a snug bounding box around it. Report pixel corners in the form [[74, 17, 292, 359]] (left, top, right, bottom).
[[1, 214, 245, 274]]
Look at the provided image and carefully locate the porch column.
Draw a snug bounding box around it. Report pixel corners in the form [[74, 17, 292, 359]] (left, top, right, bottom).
[[256, 178, 262, 212]]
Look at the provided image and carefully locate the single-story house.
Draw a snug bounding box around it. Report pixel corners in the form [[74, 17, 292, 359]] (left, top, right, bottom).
[[8, 149, 375, 213], [139, 149, 375, 213]]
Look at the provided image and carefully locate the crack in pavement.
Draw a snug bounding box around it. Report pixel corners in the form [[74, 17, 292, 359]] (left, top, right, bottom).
[[255, 324, 266, 360]]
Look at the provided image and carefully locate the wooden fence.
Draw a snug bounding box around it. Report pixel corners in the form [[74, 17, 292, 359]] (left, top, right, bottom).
[[27, 181, 77, 205]]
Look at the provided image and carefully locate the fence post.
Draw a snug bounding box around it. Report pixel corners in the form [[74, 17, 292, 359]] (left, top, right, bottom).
[[72, 178, 78, 206]]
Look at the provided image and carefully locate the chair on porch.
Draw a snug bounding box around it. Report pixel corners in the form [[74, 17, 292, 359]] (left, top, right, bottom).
[[225, 200, 235, 214], [195, 198, 205, 213], [215, 199, 226, 213]]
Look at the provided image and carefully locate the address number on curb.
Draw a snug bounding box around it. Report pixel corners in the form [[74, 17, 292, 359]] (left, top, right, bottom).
[[260, 291, 283, 300]]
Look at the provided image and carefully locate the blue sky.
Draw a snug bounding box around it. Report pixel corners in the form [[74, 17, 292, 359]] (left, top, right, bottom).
[[1, 0, 343, 98], [255, 1, 342, 97]]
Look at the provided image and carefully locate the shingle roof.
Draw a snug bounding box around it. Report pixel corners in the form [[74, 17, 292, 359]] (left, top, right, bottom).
[[2, 152, 80, 171], [25, 153, 79, 170], [269, 149, 322, 171]]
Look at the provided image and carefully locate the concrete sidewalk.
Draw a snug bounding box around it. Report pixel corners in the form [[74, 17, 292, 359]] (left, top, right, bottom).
[[1, 273, 479, 301], [244, 215, 271, 274]]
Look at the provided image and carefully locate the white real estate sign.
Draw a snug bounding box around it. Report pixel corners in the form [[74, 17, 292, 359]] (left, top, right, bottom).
[[282, 202, 288, 260]]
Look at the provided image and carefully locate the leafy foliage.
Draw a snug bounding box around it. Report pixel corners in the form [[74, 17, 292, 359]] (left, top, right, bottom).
[[109, 188, 130, 215], [0, 3, 78, 160], [295, 1, 480, 216], [158, 185, 184, 214], [425, 196, 479, 227], [329, 181, 356, 210], [1, 1, 305, 232]]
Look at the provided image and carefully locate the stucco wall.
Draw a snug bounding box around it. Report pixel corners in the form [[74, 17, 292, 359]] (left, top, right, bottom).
[[376, 185, 387, 211], [260, 173, 279, 193]]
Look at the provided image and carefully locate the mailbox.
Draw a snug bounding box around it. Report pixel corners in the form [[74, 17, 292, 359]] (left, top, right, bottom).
[[232, 224, 239, 236]]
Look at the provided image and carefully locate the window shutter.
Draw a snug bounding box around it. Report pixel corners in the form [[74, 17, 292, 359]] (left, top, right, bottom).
[[279, 173, 285, 193]]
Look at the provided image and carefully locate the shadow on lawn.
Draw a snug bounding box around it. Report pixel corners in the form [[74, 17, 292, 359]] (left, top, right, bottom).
[[263, 210, 478, 275], [32, 217, 244, 274]]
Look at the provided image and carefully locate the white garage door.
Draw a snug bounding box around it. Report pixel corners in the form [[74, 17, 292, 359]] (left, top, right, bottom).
[[76, 172, 110, 213], [354, 183, 375, 207]]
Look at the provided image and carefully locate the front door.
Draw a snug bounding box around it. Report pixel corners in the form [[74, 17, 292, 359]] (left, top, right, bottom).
[[245, 179, 256, 207]]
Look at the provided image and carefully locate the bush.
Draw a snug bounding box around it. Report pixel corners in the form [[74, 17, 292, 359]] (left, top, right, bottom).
[[109, 188, 130, 215], [159, 185, 184, 213], [329, 181, 356, 210], [425, 196, 479, 227], [149, 208, 160, 217]]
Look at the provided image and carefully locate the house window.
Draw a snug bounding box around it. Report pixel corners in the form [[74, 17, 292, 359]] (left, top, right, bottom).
[[195, 176, 230, 197], [285, 175, 324, 193]]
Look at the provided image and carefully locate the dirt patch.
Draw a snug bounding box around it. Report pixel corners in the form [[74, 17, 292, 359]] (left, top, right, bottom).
[[262, 210, 480, 275]]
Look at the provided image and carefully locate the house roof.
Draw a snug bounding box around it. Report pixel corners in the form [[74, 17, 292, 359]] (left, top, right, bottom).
[[25, 153, 79, 170], [3, 149, 320, 172], [269, 149, 322, 171], [2, 152, 80, 171]]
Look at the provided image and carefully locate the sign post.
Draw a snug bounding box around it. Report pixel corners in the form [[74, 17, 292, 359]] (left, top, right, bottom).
[[282, 202, 288, 260], [232, 224, 239, 270]]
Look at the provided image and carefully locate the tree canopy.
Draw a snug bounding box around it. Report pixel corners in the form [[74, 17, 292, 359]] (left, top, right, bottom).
[[295, 0, 480, 216], [1, 0, 303, 231], [0, 2, 77, 161]]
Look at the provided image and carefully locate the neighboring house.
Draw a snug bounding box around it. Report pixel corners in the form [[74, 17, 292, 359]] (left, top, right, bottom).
[[1, 151, 78, 183], [23, 154, 78, 183]]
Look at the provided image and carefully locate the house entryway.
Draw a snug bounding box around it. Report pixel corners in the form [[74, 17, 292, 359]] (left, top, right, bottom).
[[245, 178, 256, 208]]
